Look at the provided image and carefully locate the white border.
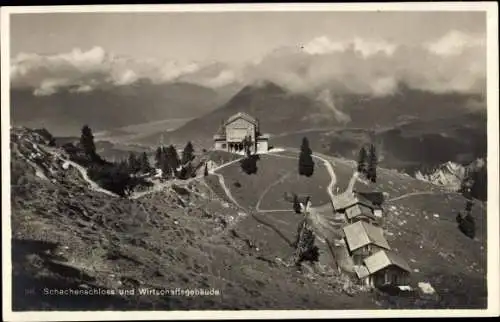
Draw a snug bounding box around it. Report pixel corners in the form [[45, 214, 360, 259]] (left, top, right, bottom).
[[1, 3, 499, 321]]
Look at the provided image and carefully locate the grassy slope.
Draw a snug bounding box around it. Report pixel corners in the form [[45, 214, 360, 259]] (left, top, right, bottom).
[[11, 128, 487, 309], [205, 151, 487, 309], [12, 139, 374, 310], [214, 154, 330, 210]]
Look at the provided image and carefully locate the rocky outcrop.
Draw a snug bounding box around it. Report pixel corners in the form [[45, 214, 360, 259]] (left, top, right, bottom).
[[414, 158, 485, 192]]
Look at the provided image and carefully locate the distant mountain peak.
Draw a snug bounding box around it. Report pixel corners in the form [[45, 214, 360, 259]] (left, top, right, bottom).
[[237, 80, 288, 97]]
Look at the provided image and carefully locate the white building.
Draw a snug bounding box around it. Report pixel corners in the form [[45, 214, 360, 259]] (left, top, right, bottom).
[[214, 112, 270, 154]]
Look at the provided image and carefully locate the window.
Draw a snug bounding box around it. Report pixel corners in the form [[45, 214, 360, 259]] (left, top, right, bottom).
[[221, 143, 227, 149]]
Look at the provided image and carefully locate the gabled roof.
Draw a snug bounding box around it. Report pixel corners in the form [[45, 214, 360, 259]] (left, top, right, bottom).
[[356, 191, 385, 206], [354, 265, 370, 279], [343, 221, 390, 252], [332, 192, 376, 211], [363, 250, 411, 274], [224, 112, 258, 126], [345, 204, 377, 220]]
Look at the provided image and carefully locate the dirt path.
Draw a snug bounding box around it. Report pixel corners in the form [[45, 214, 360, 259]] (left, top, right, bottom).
[[129, 176, 203, 199], [255, 173, 290, 212], [63, 159, 120, 197], [43, 148, 120, 197], [213, 172, 245, 210], [266, 151, 337, 204], [387, 190, 460, 202]]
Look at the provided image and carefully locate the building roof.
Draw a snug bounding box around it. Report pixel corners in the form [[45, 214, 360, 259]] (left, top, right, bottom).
[[213, 134, 226, 140], [257, 133, 270, 139], [332, 192, 376, 211], [356, 191, 385, 206], [224, 112, 258, 126], [354, 265, 371, 279], [363, 250, 412, 274], [345, 204, 377, 220], [343, 221, 391, 252]]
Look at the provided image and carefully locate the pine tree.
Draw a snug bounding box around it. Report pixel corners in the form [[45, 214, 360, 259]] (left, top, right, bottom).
[[181, 141, 195, 165], [357, 145, 368, 175], [154, 146, 163, 169], [139, 152, 151, 174], [367, 143, 378, 183], [159, 147, 170, 178], [127, 152, 139, 173], [166, 145, 180, 177], [298, 137, 315, 177], [80, 125, 97, 160]]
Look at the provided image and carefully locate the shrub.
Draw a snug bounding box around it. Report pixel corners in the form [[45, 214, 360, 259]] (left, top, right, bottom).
[[458, 213, 476, 239], [240, 154, 260, 175]]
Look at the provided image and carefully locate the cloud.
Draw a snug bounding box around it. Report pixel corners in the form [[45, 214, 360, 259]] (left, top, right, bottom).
[[242, 30, 486, 96], [303, 36, 397, 57], [10, 30, 486, 98], [10, 47, 213, 95], [426, 30, 485, 56]]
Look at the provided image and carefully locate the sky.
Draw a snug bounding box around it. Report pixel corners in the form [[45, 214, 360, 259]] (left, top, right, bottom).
[[11, 11, 486, 63], [8, 10, 488, 97]]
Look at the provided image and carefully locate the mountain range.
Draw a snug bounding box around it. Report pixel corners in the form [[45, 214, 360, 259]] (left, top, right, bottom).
[[10, 75, 487, 186], [10, 80, 237, 137]]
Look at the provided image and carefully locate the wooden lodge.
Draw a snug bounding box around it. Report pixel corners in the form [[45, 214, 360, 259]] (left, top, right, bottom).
[[332, 191, 384, 224], [354, 250, 411, 288], [343, 221, 391, 266]]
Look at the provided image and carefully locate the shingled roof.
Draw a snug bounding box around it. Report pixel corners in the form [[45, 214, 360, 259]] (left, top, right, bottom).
[[343, 221, 390, 252], [345, 204, 377, 221], [332, 192, 377, 211], [363, 250, 411, 274]]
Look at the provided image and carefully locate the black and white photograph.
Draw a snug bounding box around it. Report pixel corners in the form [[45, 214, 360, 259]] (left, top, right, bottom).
[[1, 3, 499, 320]]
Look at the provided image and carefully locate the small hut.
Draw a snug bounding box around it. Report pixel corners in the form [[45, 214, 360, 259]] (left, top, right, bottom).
[[356, 250, 411, 288]]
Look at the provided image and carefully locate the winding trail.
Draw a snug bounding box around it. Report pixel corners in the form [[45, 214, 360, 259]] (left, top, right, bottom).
[[211, 150, 338, 215], [213, 172, 245, 210], [43, 147, 120, 197], [62, 159, 120, 197], [255, 173, 290, 212], [387, 190, 460, 202], [266, 151, 337, 204]]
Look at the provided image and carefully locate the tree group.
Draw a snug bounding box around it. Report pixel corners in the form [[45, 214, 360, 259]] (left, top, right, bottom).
[[154, 141, 197, 179], [120, 151, 152, 175], [76, 125, 151, 197]]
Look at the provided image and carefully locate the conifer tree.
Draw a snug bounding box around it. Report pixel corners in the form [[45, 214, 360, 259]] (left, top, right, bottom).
[[139, 152, 151, 173], [181, 141, 195, 165], [298, 137, 315, 177], [166, 145, 180, 177], [80, 125, 97, 160], [367, 143, 378, 183], [127, 152, 140, 173], [357, 145, 368, 175], [154, 146, 163, 169]]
